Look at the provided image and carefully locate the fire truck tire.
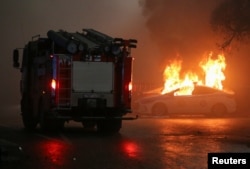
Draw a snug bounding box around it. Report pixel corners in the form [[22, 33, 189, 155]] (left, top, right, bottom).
[[39, 101, 64, 131], [97, 119, 122, 133], [22, 113, 38, 131], [21, 96, 38, 130], [40, 115, 64, 131], [40, 114, 64, 131]]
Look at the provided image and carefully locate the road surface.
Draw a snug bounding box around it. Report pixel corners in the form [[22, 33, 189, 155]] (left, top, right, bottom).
[[1, 104, 250, 169]]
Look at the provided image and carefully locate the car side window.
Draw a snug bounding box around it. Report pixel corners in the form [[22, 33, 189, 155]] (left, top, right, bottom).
[[192, 86, 217, 95]]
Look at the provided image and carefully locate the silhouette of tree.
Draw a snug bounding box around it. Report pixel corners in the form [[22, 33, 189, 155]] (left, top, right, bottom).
[[210, 0, 250, 49]]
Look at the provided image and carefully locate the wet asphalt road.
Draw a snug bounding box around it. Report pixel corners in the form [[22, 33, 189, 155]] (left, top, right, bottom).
[[1, 105, 250, 169]]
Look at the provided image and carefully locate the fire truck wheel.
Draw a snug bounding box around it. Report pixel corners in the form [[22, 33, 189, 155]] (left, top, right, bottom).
[[40, 113, 64, 131], [97, 119, 121, 133], [22, 112, 38, 130], [21, 96, 38, 130], [39, 101, 64, 131], [39, 109, 50, 130]]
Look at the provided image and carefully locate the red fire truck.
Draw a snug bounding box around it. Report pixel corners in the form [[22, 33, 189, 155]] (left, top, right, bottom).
[[13, 29, 137, 132]]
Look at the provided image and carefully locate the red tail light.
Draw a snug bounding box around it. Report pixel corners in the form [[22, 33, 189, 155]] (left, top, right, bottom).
[[51, 79, 57, 90], [128, 82, 132, 91]]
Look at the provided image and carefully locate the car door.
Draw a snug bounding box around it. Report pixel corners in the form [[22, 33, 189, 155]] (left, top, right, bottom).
[[184, 94, 208, 113], [188, 86, 218, 114], [168, 95, 192, 113]]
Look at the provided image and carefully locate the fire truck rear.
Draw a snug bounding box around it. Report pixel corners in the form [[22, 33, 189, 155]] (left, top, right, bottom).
[[13, 29, 137, 132]]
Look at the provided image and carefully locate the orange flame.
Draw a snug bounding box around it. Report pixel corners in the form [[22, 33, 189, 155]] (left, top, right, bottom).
[[161, 52, 226, 95], [199, 52, 226, 90]]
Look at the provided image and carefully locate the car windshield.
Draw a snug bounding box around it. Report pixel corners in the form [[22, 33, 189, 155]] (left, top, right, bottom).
[[162, 85, 221, 96]]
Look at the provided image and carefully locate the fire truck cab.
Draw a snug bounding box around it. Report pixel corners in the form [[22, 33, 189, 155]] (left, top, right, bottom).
[[13, 29, 137, 132]]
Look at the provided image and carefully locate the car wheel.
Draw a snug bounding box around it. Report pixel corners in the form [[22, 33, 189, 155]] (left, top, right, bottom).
[[211, 103, 227, 117], [151, 103, 167, 116]]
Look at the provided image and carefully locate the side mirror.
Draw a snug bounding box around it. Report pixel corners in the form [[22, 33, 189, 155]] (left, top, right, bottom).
[[13, 49, 20, 68]]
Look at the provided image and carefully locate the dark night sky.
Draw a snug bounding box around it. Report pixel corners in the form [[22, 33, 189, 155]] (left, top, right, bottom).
[[1, 0, 250, 109], [0, 0, 144, 105]]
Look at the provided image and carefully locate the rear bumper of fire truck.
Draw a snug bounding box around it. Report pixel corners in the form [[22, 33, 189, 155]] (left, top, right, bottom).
[[48, 107, 138, 121]]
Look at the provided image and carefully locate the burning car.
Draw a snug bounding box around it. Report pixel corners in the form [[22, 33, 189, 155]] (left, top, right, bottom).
[[134, 85, 236, 116], [134, 52, 237, 116]]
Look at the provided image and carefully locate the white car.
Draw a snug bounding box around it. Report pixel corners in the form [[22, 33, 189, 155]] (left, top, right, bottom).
[[134, 85, 236, 116]]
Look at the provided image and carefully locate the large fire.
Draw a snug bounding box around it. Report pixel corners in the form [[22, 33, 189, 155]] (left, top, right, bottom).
[[161, 52, 226, 95]]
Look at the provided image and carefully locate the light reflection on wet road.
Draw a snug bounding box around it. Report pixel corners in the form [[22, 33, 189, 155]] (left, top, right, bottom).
[[1, 106, 250, 169]]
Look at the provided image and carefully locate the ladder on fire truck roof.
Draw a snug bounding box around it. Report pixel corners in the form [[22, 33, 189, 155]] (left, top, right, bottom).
[[57, 60, 72, 109]]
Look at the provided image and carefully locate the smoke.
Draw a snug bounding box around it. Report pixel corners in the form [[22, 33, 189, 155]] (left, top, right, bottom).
[[138, 0, 250, 112], [139, 0, 221, 66], [0, 0, 142, 106]]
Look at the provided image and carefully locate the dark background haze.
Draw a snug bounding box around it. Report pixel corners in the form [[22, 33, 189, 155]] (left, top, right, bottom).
[[1, 0, 250, 111]]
